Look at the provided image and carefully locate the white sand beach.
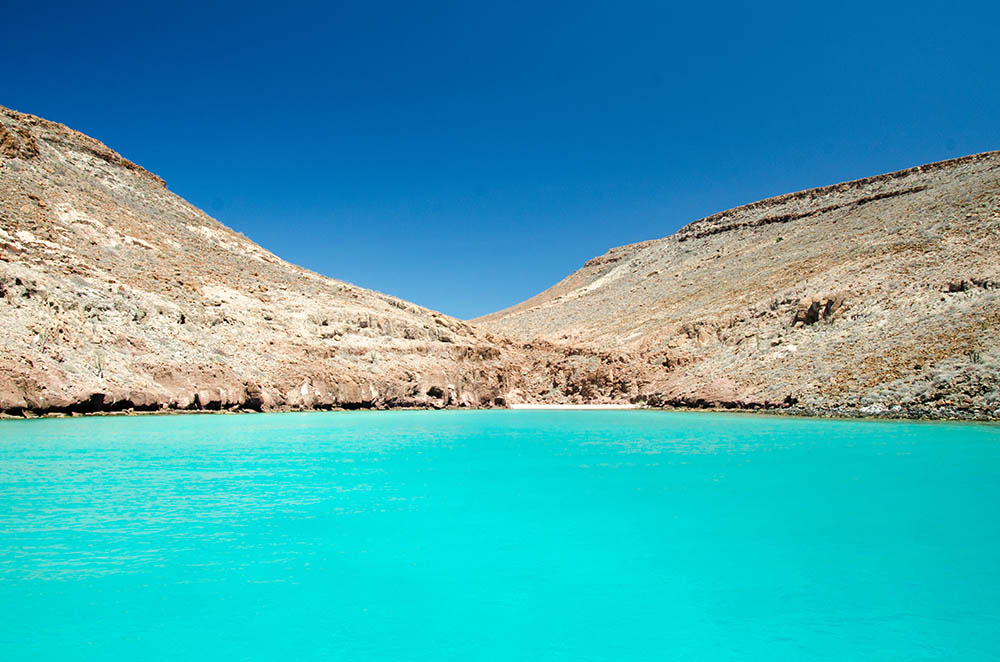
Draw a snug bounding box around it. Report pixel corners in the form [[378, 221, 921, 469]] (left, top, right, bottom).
[[508, 403, 641, 410]]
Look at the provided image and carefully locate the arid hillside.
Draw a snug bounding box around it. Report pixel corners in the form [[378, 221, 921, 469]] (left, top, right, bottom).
[[477, 152, 1000, 419], [0, 106, 639, 414], [2, 105, 997, 419]]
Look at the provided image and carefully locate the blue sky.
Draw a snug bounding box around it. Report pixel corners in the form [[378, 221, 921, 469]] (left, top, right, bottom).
[[4, 1, 998, 318]]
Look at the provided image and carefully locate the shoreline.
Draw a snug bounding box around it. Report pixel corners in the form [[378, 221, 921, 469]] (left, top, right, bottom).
[[508, 403, 641, 410], [1, 402, 996, 424]]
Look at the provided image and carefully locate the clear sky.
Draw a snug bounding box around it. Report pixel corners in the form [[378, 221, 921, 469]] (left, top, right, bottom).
[[4, 1, 998, 319]]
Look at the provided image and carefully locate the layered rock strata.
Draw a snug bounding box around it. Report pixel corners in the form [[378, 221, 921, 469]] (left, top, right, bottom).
[[477, 152, 1000, 419], [0, 106, 638, 415], [3, 104, 997, 419]]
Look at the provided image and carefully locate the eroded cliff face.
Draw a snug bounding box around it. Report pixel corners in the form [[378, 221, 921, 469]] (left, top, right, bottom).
[[3, 105, 998, 419], [477, 152, 1000, 419], [0, 106, 639, 415]]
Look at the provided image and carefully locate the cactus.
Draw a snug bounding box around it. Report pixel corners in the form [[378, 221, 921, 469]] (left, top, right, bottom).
[[970, 350, 982, 364], [94, 351, 106, 378]]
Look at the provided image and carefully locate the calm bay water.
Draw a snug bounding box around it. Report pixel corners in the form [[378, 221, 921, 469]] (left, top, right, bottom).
[[1, 410, 998, 660]]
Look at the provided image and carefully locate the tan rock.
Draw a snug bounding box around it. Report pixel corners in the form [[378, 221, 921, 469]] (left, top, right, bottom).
[[477, 151, 1000, 419], [2, 102, 997, 420]]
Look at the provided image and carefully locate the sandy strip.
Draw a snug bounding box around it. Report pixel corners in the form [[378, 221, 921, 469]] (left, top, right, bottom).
[[507, 403, 640, 410]]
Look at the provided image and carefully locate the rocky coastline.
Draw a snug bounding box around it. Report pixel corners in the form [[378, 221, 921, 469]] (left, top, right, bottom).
[[2, 105, 997, 422]]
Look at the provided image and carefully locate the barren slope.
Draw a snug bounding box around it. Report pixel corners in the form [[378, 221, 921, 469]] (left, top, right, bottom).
[[477, 153, 1000, 419], [0, 106, 641, 414]]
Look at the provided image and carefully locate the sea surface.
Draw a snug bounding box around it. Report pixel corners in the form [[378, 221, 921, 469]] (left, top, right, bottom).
[[1, 410, 998, 661]]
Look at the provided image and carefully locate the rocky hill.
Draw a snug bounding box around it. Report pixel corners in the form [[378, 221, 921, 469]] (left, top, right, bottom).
[[477, 152, 1000, 419], [3, 105, 997, 419], [0, 106, 640, 415]]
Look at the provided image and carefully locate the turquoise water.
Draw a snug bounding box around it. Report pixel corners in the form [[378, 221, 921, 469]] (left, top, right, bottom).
[[1, 411, 999, 660]]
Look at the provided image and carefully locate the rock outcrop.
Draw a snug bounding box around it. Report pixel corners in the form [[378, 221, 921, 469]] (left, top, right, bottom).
[[3, 104, 998, 420], [476, 151, 1000, 420], [0, 105, 637, 415]]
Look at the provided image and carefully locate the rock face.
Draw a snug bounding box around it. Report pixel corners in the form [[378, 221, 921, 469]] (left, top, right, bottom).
[[3, 104, 998, 420], [0, 105, 639, 415], [477, 152, 1000, 419]]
